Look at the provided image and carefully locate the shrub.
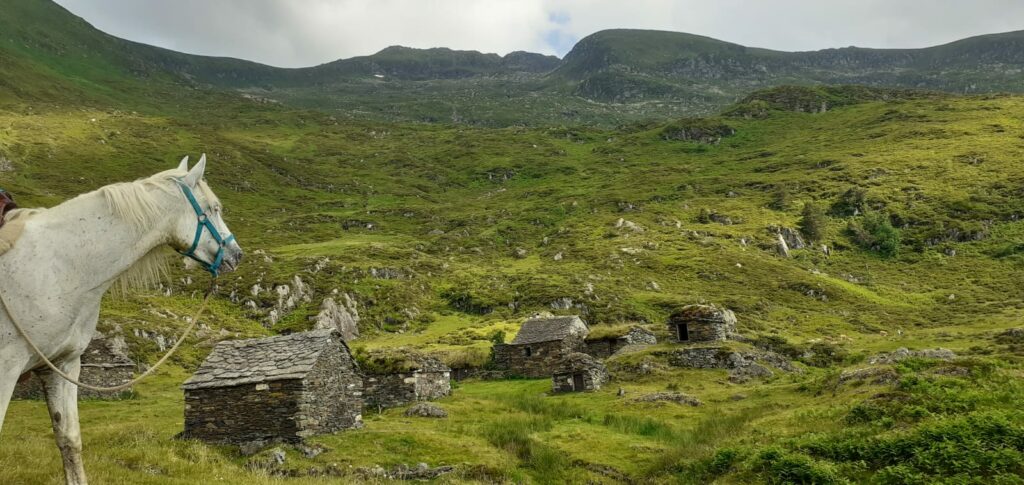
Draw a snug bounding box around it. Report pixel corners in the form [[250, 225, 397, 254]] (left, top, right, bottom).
[[832, 187, 868, 216], [848, 212, 901, 257], [799, 202, 828, 242]]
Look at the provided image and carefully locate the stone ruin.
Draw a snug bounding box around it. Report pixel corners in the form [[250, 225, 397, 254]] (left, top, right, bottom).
[[360, 351, 451, 410], [551, 352, 608, 393], [667, 304, 737, 343], [181, 329, 363, 445], [584, 326, 657, 359], [492, 315, 589, 378], [14, 332, 134, 400]]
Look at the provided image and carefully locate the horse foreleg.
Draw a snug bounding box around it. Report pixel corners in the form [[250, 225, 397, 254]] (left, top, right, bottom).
[[0, 367, 18, 435], [38, 358, 88, 485]]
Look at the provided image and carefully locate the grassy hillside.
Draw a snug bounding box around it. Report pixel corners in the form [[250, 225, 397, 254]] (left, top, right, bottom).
[[3, 80, 1024, 482], [1, 1, 1024, 482]]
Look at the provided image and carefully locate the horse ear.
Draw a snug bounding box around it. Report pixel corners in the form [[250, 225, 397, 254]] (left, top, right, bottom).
[[184, 154, 206, 187], [177, 156, 189, 172]]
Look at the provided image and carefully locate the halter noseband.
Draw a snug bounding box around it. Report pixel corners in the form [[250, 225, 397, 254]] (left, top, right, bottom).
[[175, 178, 235, 276]]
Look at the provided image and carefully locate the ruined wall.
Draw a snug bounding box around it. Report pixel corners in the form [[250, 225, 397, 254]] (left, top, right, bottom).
[[414, 370, 451, 401], [183, 380, 304, 444], [493, 337, 584, 378], [297, 344, 364, 436], [364, 370, 451, 409], [14, 362, 134, 400]]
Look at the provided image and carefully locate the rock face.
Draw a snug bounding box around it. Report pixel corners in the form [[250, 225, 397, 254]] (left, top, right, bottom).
[[838, 366, 900, 386], [776, 226, 806, 250], [867, 347, 956, 365], [362, 354, 451, 410], [404, 402, 448, 418], [551, 352, 608, 393], [311, 293, 360, 341], [493, 315, 589, 378], [14, 333, 135, 400], [585, 326, 657, 359], [667, 304, 737, 343], [775, 233, 790, 257], [181, 330, 363, 444]]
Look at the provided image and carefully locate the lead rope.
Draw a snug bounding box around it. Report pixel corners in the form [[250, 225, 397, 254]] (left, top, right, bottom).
[[0, 278, 217, 392]]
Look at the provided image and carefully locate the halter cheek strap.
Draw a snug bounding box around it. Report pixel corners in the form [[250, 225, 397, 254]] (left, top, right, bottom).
[[175, 179, 235, 276]]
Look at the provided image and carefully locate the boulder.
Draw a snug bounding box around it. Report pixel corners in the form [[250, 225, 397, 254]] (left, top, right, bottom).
[[404, 402, 448, 418], [632, 392, 702, 406]]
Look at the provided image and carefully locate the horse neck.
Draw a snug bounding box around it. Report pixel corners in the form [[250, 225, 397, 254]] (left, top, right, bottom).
[[40, 185, 177, 293]]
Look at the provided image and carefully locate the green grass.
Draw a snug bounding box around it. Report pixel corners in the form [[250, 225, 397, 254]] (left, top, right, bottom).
[[2, 4, 1024, 481]]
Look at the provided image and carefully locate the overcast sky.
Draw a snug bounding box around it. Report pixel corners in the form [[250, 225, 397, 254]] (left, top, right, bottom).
[[56, 0, 1024, 68]]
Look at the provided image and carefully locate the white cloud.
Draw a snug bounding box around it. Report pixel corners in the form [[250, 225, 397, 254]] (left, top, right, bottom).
[[55, 0, 1024, 68]]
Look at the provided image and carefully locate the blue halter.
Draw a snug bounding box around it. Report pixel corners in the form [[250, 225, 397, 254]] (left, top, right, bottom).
[[175, 179, 235, 277]]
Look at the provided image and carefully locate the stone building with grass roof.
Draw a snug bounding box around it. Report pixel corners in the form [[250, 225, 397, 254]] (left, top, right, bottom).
[[357, 348, 452, 410], [493, 315, 589, 378], [584, 325, 657, 358], [552, 352, 609, 393], [181, 329, 363, 444], [667, 304, 737, 343]]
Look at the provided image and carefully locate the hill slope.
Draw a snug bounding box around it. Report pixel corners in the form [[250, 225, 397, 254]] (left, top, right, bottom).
[[7, 0, 1024, 125]]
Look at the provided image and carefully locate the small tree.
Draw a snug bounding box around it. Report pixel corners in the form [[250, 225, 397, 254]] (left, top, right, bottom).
[[798, 202, 828, 242], [848, 212, 900, 257]]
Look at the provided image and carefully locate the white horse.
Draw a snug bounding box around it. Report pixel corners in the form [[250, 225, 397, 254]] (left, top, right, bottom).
[[0, 155, 242, 485]]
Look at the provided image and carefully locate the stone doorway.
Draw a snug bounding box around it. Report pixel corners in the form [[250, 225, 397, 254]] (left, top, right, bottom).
[[572, 373, 585, 391], [676, 323, 689, 341]]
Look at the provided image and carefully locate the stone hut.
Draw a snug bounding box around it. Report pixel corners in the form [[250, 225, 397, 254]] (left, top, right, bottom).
[[667, 305, 737, 343], [585, 326, 657, 359], [181, 329, 363, 444], [360, 350, 452, 410], [552, 352, 609, 393], [14, 332, 135, 400], [493, 315, 589, 378]]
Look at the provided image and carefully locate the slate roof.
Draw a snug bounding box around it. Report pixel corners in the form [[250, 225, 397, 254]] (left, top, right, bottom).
[[183, 329, 347, 390], [510, 315, 588, 345]]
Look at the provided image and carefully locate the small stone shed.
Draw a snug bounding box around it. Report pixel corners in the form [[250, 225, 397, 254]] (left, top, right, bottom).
[[181, 329, 363, 444], [552, 352, 609, 393], [14, 332, 135, 400], [360, 350, 452, 410], [667, 305, 737, 343], [585, 326, 657, 359], [493, 315, 589, 378]]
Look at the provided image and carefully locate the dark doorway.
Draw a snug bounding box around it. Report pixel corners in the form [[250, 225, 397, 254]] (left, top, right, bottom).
[[572, 373, 585, 391], [524, 346, 533, 357], [676, 323, 689, 341]]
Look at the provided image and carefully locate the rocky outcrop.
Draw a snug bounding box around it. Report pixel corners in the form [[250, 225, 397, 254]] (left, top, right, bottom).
[[664, 346, 799, 383], [632, 392, 702, 406], [867, 348, 956, 365], [311, 293, 360, 341]]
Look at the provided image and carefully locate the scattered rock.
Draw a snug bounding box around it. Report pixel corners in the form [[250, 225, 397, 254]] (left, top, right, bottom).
[[838, 366, 899, 386], [867, 347, 956, 365], [996, 328, 1024, 343], [632, 391, 702, 406], [729, 362, 773, 383], [553, 252, 563, 261], [298, 443, 328, 459], [614, 218, 645, 233], [646, 281, 661, 291], [729, 393, 748, 401], [513, 247, 528, 259], [405, 402, 448, 418]]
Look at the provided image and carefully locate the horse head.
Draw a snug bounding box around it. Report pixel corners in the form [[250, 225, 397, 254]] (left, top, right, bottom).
[[169, 154, 243, 275]]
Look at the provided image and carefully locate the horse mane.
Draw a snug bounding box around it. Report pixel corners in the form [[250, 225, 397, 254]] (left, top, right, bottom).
[[96, 169, 221, 295]]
